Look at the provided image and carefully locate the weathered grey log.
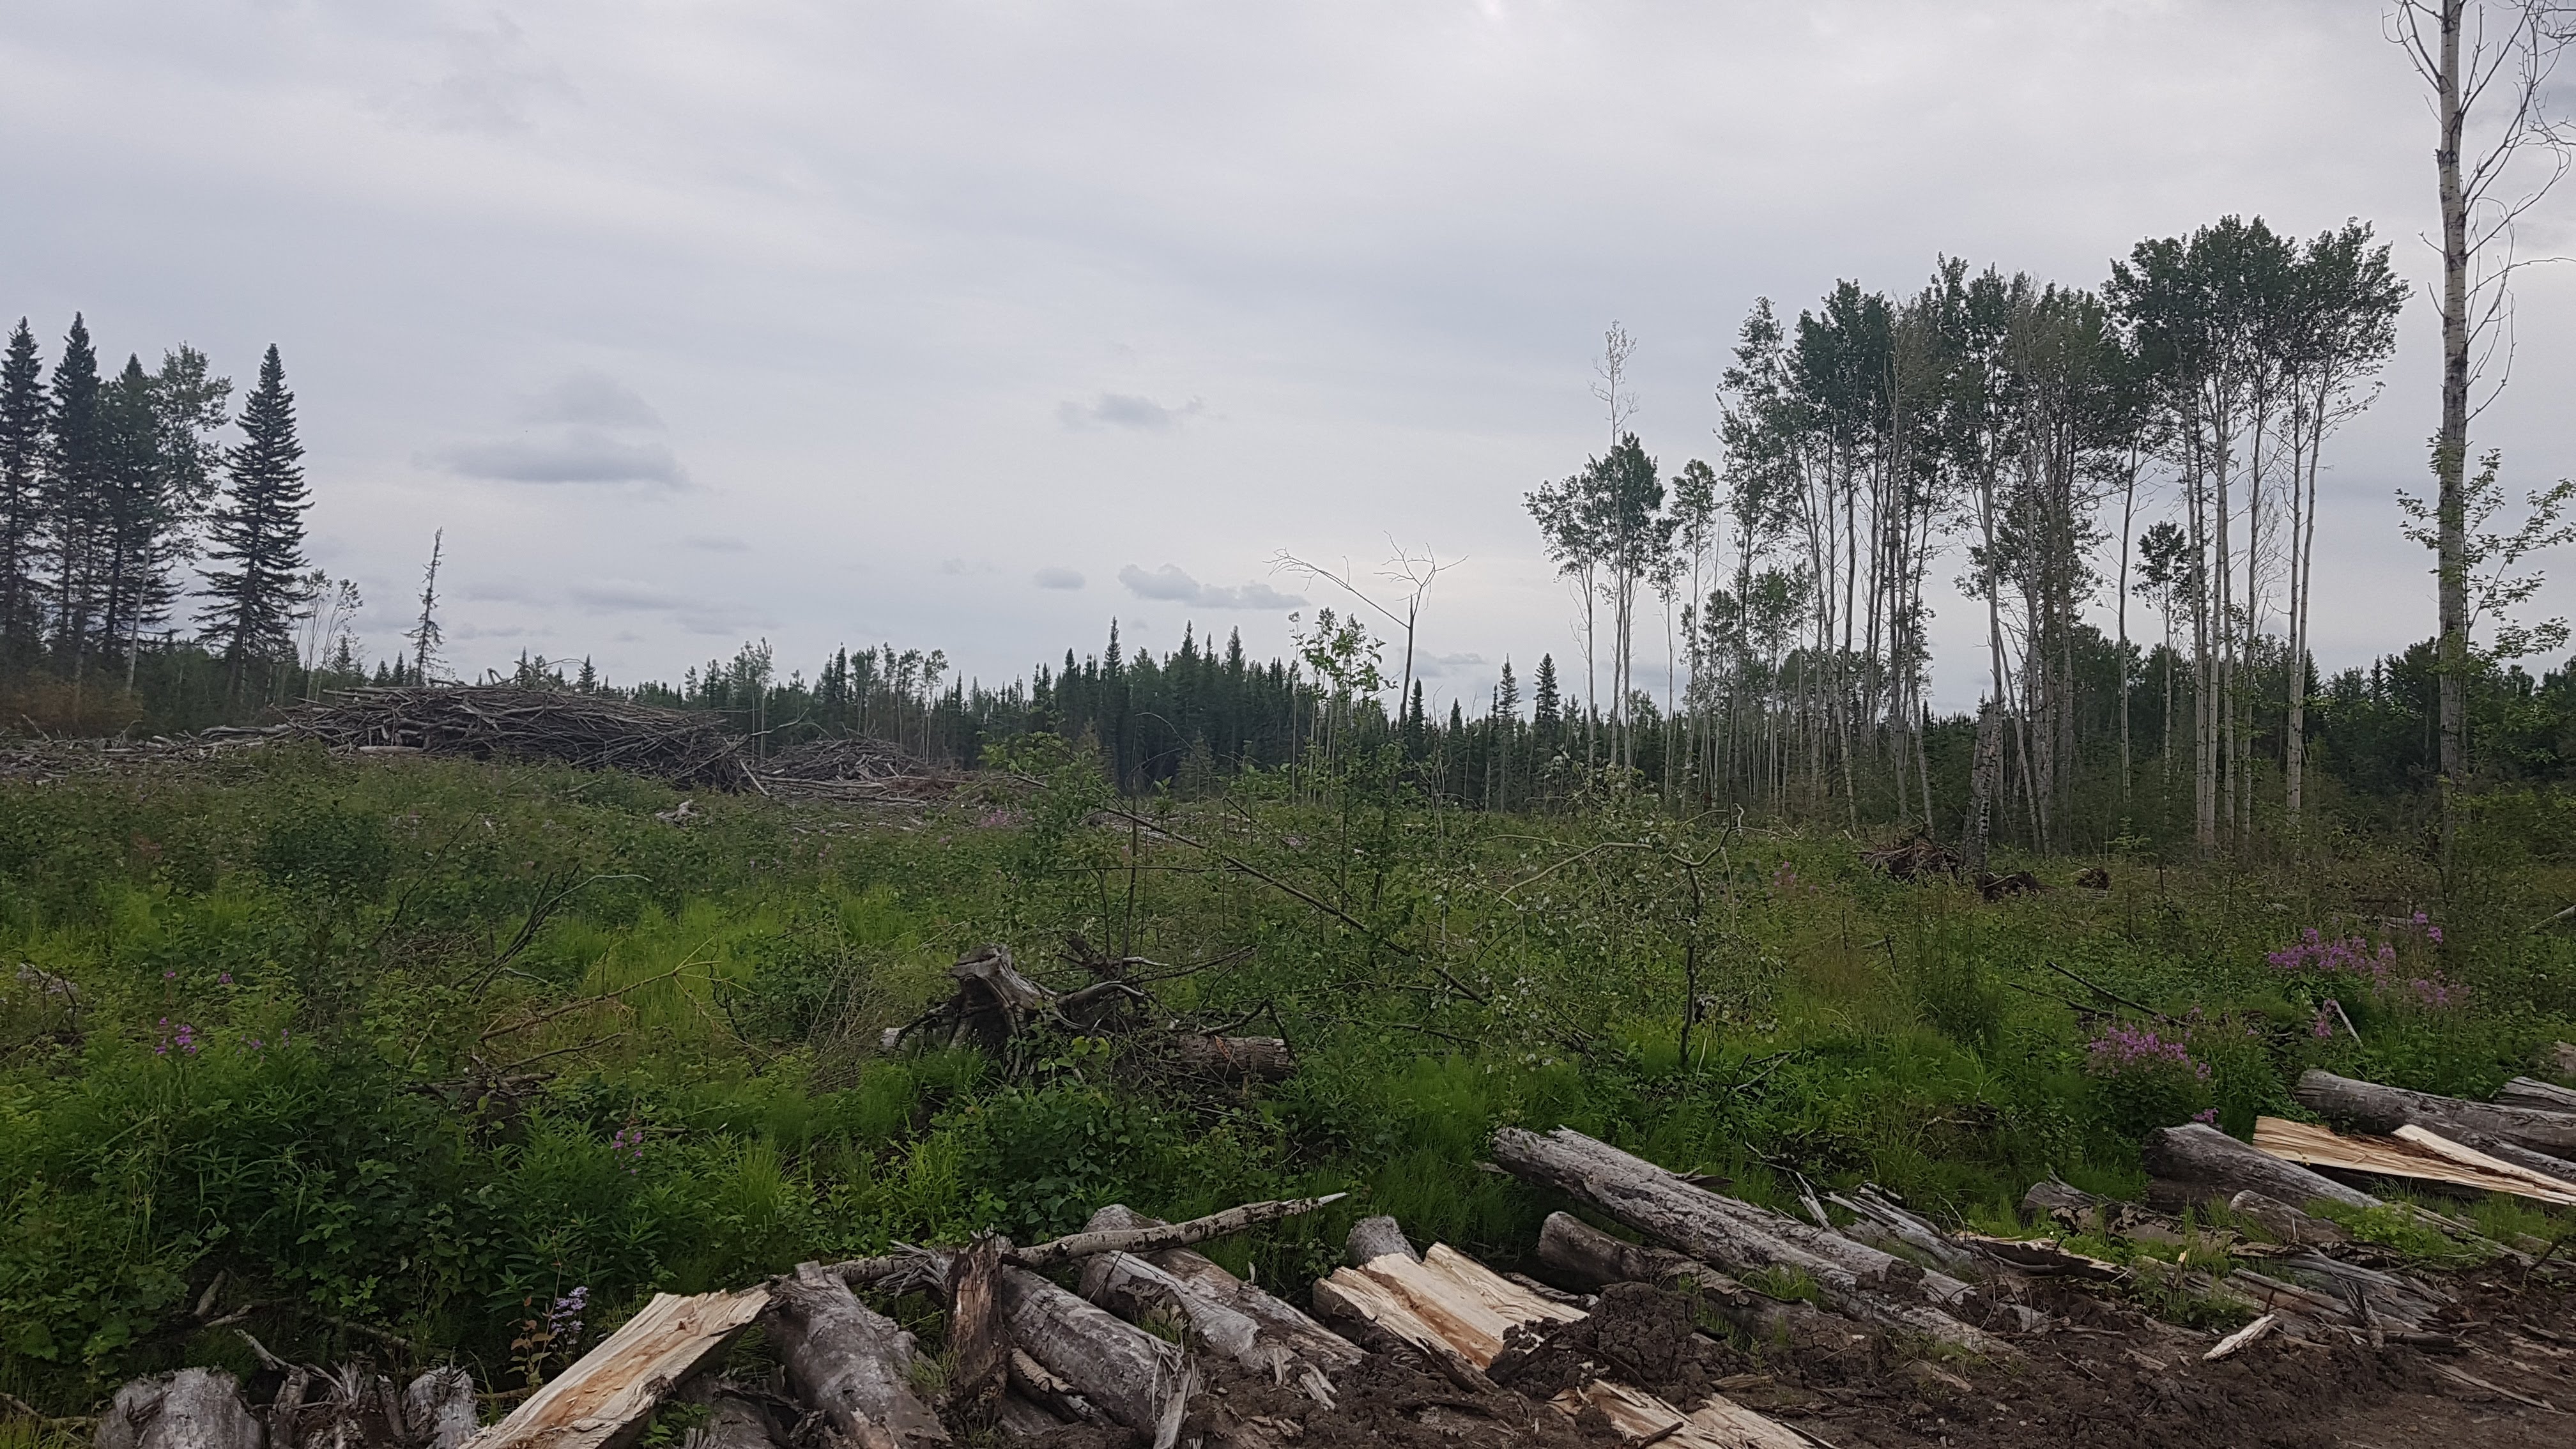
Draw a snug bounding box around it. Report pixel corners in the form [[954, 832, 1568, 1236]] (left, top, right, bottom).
[[2140, 1123, 2377, 1209], [2294, 1069, 2576, 1158], [768, 1263, 948, 1448], [1004, 1351, 1102, 1428], [2265, 1249, 2450, 1328], [988, 1393, 1070, 1439], [2434, 1127, 2576, 1188], [1080, 1207, 1361, 1374], [1078, 1211, 1349, 1403], [1489, 1126, 2013, 1356], [2228, 1191, 2353, 1247], [999, 1266, 1192, 1448], [96, 1370, 263, 1449], [1345, 1215, 1417, 1266], [1533, 1211, 1855, 1348], [1829, 1187, 1975, 1271], [267, 1367, 311, 1449], [2498, 1076, 2576, 1114], [401, 1369, 479, 1449], [945, 1236, 1010, 1406], [682, 1395, 778, 1449], [1170, 1035, 1296, 1082]]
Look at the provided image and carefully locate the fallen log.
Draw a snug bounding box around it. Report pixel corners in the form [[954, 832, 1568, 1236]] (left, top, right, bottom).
[[1550, 1381, 1807, 1449], [96, 1370, 263, 1449], [998, 1266, 1193, 1448], [1827, 1187, 1975, 1272], [2497, 1076, 2576, 1114], [2227, 1192, 2353, 1248], [402, 1369, 480, 1449], [684, 1395, 778, 1449], [2139, 1123, 2377, 1210], [2251, 1117, 2576, 1206], [822, 1192, 1346, 1284], [1488, 1126, 2016, 1357], [1004, 1351, 1103, 1428], [2293, 1069, 2576, 1158], [1079, 1206, 1363, 1389], [1167, 1035, 1296, 1082], [769, 1264, 947, 1449], [1532, 1212, 1857, 1349], [1345, 1215, 1417, 1266], [2203, 1313, 2280, 1362], [2019, 1177, 2187, 1245], [463, 1288, 770, 1449]]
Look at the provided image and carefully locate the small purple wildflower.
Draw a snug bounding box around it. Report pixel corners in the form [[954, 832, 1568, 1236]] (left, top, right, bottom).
[[2085, 1023, 2208, 1079], [218, 972, 232, 985], [2191, 1108, 2220, 1124], [610, 1126, 647, 1173]]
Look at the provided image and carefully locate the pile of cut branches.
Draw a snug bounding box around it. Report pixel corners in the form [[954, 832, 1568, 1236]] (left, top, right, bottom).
[[755, 735, 968, 804], [266, 687, 761, 790]]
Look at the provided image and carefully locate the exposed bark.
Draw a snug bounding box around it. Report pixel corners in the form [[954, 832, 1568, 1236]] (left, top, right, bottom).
[[1533, 1212, 1854, 1349], [2140, 1123, 2379, 1210], [825, 1192, 1346, 1284], [2292, 1068, 2576, 1158], [767, 1265, 947, 1449], [2202, 1314, 2279, 1362], [2497, 1076, 2576, 1114], [1167, 1035, 1295, 1082], [401, 1370, 479, 1449], [681, 1397, 777, 1449], [1305, 1275, 1496, 1395], [465, 1289, 769, 1449], [1345, 1216, 1419, 1267], [2227, 1192, 2354, 1248], [945, 1236, 1010, 1407], [1080, 1206, 1360, 1395], [997, 1266, 1193, 1447], [1003, 1352, 1103, 1429], [97, 1370, 263, 1449], [1488, 1126, 2012, 1356]]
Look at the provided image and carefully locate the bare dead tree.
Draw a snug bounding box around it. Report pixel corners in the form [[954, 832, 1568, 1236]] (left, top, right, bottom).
[[2389, 1, 2575, 837]]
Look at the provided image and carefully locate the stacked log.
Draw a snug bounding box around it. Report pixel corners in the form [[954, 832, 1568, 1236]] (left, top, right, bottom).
[[1487, 1126, 2018, 1357]]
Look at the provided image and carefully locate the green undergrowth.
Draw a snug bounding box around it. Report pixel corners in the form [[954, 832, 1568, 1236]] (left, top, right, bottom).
[[3, 744, 2574, 1411]]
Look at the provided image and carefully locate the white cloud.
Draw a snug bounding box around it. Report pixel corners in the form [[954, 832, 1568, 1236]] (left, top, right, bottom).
[[1058, 394, 1205, 431], [1117, 564, 1305, 611]]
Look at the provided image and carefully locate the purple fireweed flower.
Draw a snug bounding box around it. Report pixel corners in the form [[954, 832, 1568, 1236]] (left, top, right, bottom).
[[218, 972, 232, 985], [2191, 1108, 2220, 1124]]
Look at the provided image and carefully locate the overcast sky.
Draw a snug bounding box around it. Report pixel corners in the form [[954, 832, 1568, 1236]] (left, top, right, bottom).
[[6, 1, 2572, 712]]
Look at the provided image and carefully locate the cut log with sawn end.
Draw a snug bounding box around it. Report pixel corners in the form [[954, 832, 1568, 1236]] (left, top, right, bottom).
[[2139, 1122, 2378, 1211]]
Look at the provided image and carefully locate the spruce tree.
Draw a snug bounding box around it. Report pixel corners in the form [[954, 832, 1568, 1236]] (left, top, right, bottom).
[[199, 344, 309, 694], [1532, 653, 1561, 747], [45, 315, 104, 674], [97, 356, 176, 677], [0, 321, 43, 668]]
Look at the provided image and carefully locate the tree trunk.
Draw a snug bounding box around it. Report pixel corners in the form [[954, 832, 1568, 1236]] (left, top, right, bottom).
[[1346, 1215, 1418, 1267], [997, 1266, 1192, 1446], [2138, 1122, 2377, 1209], [768, 1265, 949, 1449], [1079, 1206, 1363, 1377], [2433, 0, 2471, 832], [97, 1370, 264, 1449], [2498, 1077, 2576, 1114], [1487, 1126, 2012, 1356], [689, 1395, 781, 1449], [1532, 1211, 1852, 1349], [1167, 1036, 1295, 1082], [400, 1370, 479, 1449], [2294, 1068, 2576, 1158]]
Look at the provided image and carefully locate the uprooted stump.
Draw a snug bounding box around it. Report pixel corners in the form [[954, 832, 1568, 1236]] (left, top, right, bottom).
[[1860, 834, 1958, 882], [883, 945, 1292, 1082]]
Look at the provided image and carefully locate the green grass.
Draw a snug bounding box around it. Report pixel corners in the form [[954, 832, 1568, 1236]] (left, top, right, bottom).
[[2, 742, 2573, 1411]]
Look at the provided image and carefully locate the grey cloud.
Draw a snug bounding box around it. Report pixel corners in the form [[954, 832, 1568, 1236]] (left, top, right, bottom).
[[1117, 564, 1304, 610], [1058, 393, 1204, 431], [682, 535, 749, 553], [391, 17, 578, 135], [1033, 566, 1085, 590], [1412, 652, 1489, 679], [436, 430, 686, 487], [448, 621, 548, 641], [569, 579, 769, 638], [521, 372, 664, 429], [939, 557, 999, 576], [461, 578, 548, 604]]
